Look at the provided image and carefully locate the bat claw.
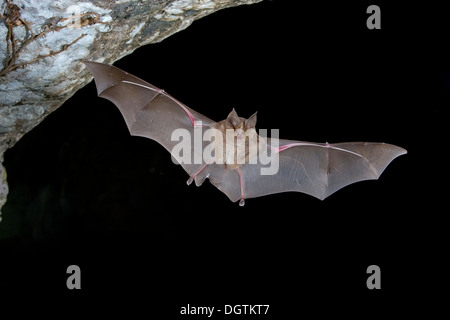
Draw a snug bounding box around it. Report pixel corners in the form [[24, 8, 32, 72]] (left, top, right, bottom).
[[186, 177, 194, 186], [239, 198, 245, 206]]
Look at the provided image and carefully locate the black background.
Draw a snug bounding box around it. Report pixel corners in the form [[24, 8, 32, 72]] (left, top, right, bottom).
[[0, 0, 447, 317]]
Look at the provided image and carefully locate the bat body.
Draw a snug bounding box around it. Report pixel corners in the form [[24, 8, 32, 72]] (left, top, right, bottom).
[[84, 61, 406, 206]]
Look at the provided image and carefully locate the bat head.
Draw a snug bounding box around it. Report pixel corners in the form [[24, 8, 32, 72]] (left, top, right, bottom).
[[225, 109, 258, 137]]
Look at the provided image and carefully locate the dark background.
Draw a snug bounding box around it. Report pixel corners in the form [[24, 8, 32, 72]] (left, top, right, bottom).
[[0, 0, 446, 317]]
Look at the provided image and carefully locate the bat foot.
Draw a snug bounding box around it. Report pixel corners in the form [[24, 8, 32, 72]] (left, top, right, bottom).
[[239, 198, 245, 206], [186, 177, 194, 186]]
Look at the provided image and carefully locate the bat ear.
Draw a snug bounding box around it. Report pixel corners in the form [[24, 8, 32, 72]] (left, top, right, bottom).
[[227, 108, 241, 128], [245, 112, 257, 129]]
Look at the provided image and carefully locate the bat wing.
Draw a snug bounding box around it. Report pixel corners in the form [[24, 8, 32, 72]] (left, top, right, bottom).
[[84, 61, 215, 179], [211, 139, 407, 202]]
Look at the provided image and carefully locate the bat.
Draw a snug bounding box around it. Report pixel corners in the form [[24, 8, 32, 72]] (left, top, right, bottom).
[[84, 61, 407, 206]]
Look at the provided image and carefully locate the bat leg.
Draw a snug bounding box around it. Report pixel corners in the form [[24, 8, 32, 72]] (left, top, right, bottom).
[[186, 163, 210, 186], [236, 168, 245, 207]]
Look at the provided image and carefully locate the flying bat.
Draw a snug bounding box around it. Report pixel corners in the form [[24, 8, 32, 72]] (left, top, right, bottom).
[[84, 61, 406, 206]]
